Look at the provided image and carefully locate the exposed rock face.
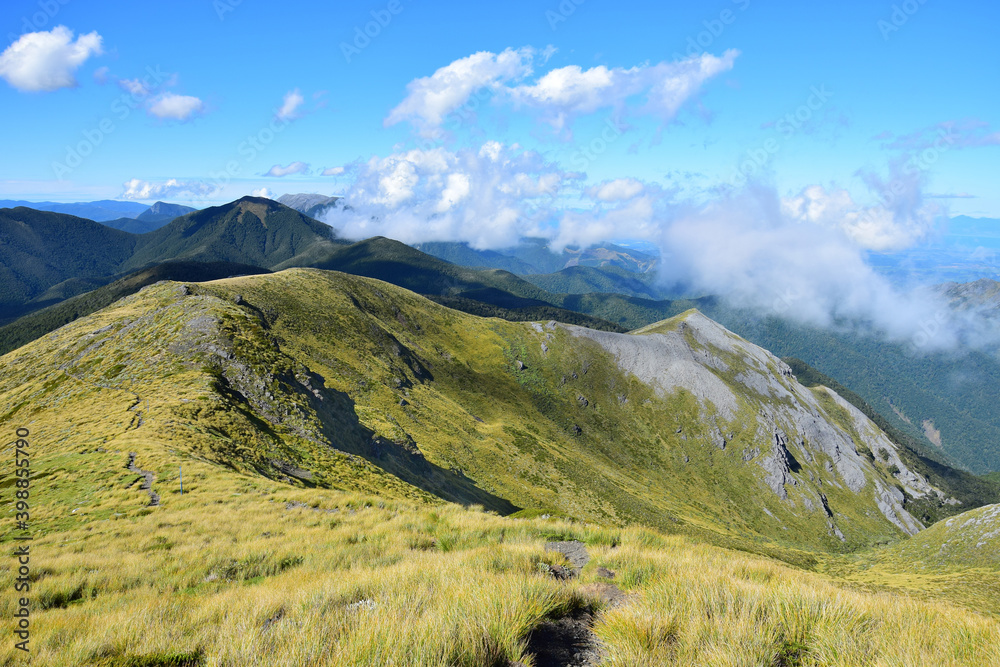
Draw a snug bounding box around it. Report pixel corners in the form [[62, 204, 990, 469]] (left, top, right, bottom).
[[565, 310, 956, 537]]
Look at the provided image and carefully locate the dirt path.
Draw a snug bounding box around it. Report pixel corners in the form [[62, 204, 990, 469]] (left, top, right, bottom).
[[523, 611, 603, 667], [126, 452, 160, 506], [516, 541, 626, 667]]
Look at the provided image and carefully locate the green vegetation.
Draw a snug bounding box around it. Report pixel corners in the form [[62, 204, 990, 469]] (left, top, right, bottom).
[[783, 357, 1000, 524], [0, 198, 340, 323], [0, 207, 138, 319], [0, 261, 269, 357], [3, 269, 1000, 664], [523, 264, 670, 300], [709, 309, 1000, 473]]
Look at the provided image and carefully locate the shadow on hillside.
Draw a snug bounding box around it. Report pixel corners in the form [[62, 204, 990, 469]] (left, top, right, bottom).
[[303, 371, 519, 515]]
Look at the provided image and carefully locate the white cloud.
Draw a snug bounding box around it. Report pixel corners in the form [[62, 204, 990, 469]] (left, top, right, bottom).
[[251, 187, 273, 199], [586, 178, 645, 202], [781, 159, 942, 252], [0, 26, 102, 92], [510, 51, 739, 132], [119, 77, 150, 97], [385, 47, 535, 136], [148, 92, 204, 121], [265, 162, 311, 177], [120, 178, 216, 200], [322, 166, 346, 176], [320, 143, 576, 248], [385, 49, 737, 136], [277, 88, 304, 120]]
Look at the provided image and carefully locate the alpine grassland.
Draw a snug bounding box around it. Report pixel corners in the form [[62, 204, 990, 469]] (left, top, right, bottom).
[[2, 268, 1000, 665]]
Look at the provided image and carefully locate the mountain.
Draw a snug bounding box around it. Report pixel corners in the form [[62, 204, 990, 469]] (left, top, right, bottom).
[[137, 201, 198, 223], [0, 198, 149, 221], [415, 237, 660, 275], [4, 268, 1000, 664], [524, 264, 671, 300], [5, 200, 1000, 478], [0, 261, 269, 357], [3, 267, 978, 551], [413, 241, 539, 274], [937, 278, 1000, 313], [100, 201, 199, 235], [0, 207, 139, 320], [276, 192, 341, 218], [701, 306, 1000, 474], [0, 198, 343, 322], [121, 196, 344, 272], [289, 239, 1000, 476]]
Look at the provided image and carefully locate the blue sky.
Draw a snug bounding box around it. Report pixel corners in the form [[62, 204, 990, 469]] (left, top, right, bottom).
[[1, 0, 998, 236]]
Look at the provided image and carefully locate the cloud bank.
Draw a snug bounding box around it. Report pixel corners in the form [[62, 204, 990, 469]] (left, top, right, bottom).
[[317, 139, 966, 348], [321, 142, 573, 248]]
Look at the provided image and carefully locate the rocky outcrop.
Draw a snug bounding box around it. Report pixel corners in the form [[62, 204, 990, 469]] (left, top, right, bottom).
[[565, 310, 956, 538]]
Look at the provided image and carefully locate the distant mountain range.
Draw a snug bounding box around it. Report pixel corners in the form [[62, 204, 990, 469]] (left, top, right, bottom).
[[414, 238, 660, 275], [868, 216, 1000, 285], [277, 192, 341, 219], [0, 198, 151, 222], [3, 197, 1000, 478], [0, 197, 339, 321]]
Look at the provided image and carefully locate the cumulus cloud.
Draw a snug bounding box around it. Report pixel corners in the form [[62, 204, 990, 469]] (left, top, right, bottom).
[[509, 51, 739, 132], [322, 166, 346, 176], [277, 88, 304, 120], [385, 47, 535, 136], [320, 142, 576, 248], [120, 178, 216, 200], [385, 48, 737, 137], [0, 26, 102, 92], [265, 162, 311, 177], [251, 187, 273, 199], [586, 178, 645, 202], [148, 92, 204, 121], [119, 77, 150, 97]]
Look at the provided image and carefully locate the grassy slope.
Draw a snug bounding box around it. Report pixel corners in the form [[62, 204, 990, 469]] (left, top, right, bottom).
[[6, 220, 999, 482], [0, 271, 917, 550], [0, 262, 270, 357], [2, 271, 1000, 664]]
